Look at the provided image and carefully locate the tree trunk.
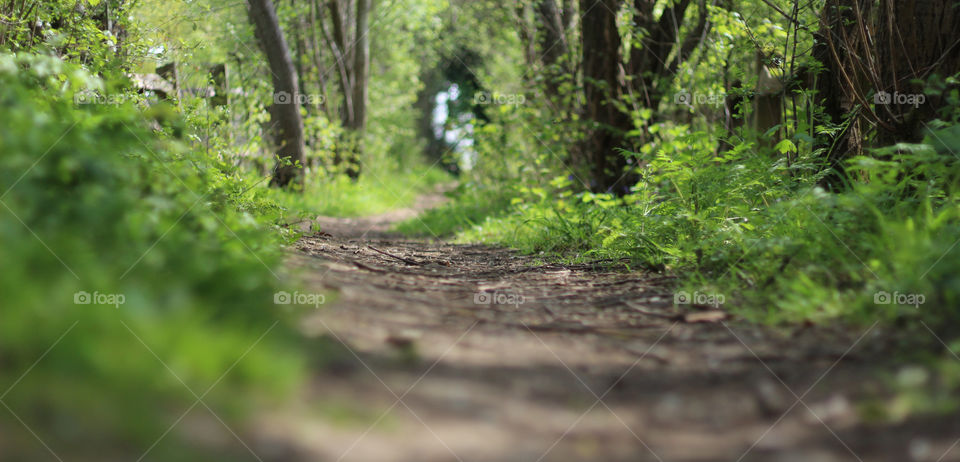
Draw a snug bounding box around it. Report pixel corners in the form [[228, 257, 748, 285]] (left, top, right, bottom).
[[246, 0, 307, 187], [351, 0, 371, 133], [578, 0, 636, 193], [340, 0, 371, 178], [309, 0, 332, 118], [815, 0, 960, 188], [323, 0, 354, 123], [872, 0, 960, 145], [575, 0, 709, 193]]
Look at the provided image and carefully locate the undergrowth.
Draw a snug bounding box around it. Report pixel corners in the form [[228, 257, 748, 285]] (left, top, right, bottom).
[[405, 103, 960, 330], [0, 53, 313, 460]]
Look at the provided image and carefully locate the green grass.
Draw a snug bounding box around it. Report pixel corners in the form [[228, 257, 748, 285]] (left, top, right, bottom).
[[394, 181, 514, 236], [271, 166, 451, 220]]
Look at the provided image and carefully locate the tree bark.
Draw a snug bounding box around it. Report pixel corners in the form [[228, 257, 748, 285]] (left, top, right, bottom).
[[578, 0, 636, 193], [815, 0, 960, 188], [351, 0, 371, 133], [327, 0, 354, 124], [574, 0, 710, 193], [246, 0, 307, 187]]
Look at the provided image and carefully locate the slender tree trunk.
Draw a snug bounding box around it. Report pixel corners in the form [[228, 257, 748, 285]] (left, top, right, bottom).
[[351, 0, 371, 133], [324, 0, 354, 123], [246, 0, 307, 187], [326, 0, 365, 177], [310, 0, 332, 118]]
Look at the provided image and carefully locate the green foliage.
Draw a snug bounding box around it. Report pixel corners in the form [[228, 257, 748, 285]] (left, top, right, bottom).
[[0, 52, 307, 458], [452, 116, 960, 327]]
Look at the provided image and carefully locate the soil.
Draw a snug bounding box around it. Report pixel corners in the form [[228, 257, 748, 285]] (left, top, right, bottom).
[[251, 190, 960, 462]]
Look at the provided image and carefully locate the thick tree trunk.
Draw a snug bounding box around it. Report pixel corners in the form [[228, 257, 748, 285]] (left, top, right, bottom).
[[815, 0, 960, 188], [872, 0, 960, 145], [575, 0, 709, 193], [246, 0, 307, 187], [578, 0, 636, 193]]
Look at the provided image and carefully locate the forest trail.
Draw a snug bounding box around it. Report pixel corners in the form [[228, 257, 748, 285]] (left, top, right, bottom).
[[262, 191, 960, 462]]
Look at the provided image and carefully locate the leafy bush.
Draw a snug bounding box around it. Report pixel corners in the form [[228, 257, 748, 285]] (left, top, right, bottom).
[[448, 110, 960, 327], [0, 53, 304, 459]]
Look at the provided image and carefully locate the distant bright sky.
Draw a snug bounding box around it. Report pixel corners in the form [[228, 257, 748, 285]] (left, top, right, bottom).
[[432, 83, 475, 168]]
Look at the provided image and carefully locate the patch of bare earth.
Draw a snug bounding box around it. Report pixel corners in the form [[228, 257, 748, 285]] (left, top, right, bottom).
[[248, 191, 960, 462]]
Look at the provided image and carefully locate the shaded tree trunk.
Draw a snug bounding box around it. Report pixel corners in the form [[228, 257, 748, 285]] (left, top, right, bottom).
[[578, 0, 635, 193], [629, 0, 709, 113], [576, 0, 709, 193], [815, 0, 960, 188], [246, 0, 307, 187]]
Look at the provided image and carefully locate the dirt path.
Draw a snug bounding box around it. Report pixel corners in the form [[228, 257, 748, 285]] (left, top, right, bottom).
[[266, 191, 960, 462]]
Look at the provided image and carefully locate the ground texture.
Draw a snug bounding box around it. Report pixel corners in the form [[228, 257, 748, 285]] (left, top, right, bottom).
[[257, 192, 960, 462]]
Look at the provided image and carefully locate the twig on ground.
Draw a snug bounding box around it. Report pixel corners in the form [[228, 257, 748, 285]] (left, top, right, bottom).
[[368, 245, 422, 265]]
